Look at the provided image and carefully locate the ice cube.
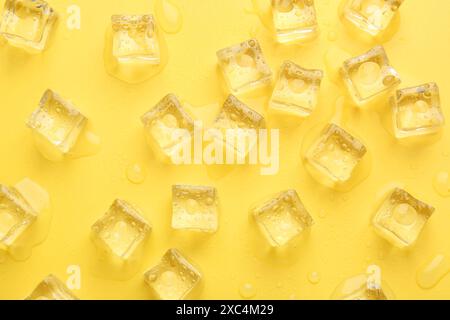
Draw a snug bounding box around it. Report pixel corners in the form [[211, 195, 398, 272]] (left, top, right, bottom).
[[111, 14, 160, 64], [372, 188, 434, 248], [251, 189, 313, 246], [0, 184, 36, 248], [27, 89, 87, 162], [272, 0, 318, 43], [269, 60, 323, 118], [212, 95, 265, 158], [26, 274, 78, 300], [91, 199, 151, 260], [306, 124, 367, 187], [141, 94, 195, 162], [172, 185, 219, 233], [216, 39, 272, 95], [392, 83, 445, 139], [340, 46, 401, 106], [341, 0, 403, 37], [0, 0, 56, 52], [144, 248, 202, 300]]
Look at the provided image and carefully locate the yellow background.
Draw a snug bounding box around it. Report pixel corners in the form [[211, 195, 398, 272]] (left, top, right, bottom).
[[0, 0, 449, 300]]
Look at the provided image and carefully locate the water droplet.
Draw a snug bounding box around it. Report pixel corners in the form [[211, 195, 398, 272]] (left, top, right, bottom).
[[308, 271, 321, 284], [417, 254, 450, 289], [126, 164, 147, 184], [433, 171, 450, 197], [154, 0, 183, 34], [239, 283, 256, 299]]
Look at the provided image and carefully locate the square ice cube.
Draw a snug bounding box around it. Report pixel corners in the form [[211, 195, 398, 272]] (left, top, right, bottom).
[[111, 14, 160, 64], [141, 94, 195, 162], [26, 274, 78, 300], [373, 188, 434, 248], [91, 199, 151, 260], [342, 0, 403, 37], [212, 95, 265, 158], [306, 124, 367, 185], [251, 189, 313, 247], [340, 46, 401, 106], [392, 83, 445, 138], [172, 185, 219, 233], [27, 89, 87, 160], [0, 184, 36, 248], [270, 60, 323, 118], [272, 0, 318, 43], [216, 39, 272, 95], [0, 0, 56, 52], [144, 248, 202, 300]]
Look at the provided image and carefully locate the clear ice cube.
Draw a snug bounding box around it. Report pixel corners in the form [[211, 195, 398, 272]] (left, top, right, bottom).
[[342, 0, 403, 37], [111, 14, 160, 64], [27, 89, 87, 161], [91, 199, 151, 260], [392, 83, 445, 138], [340, 45, 401, 106], [212, 95, 265, 158], [270, 60, 323, 118], [216, 39, 272, 95], [306, 124, 367, 185], [373, 188, 434, 248], [251, 189, 313, 247], [144, 248, 202, 300], [0, 0, 56, 52], [172, 185, 219, 233], [26, 274, 78, 300], [141, 94, 195, 162], [0, 184, 36, 248], [272, 0, 318, 43]]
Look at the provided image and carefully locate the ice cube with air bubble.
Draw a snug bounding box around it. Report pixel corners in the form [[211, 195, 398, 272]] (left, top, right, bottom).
[[341, 0, 404, 38], [372, 188, 434, 248], [172, 185, 219, 233], [251, 189, 313, 247], [305, 124, 367, 188], [340, 45, 401, 106], [26, 274, 78, 300], [141, 94, 195, 162], [0, 184, 36, 249], [144, 248, 202, 300], [216, 39, 272, 95], [270, 60, 323, 118], [391, 83, 445, 139], [272, 0, 318, 43], [91, 199, 151, 260], [0, 0, 57, 53], [27, 89, 87, 162], [111, 14, 160, 65]]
